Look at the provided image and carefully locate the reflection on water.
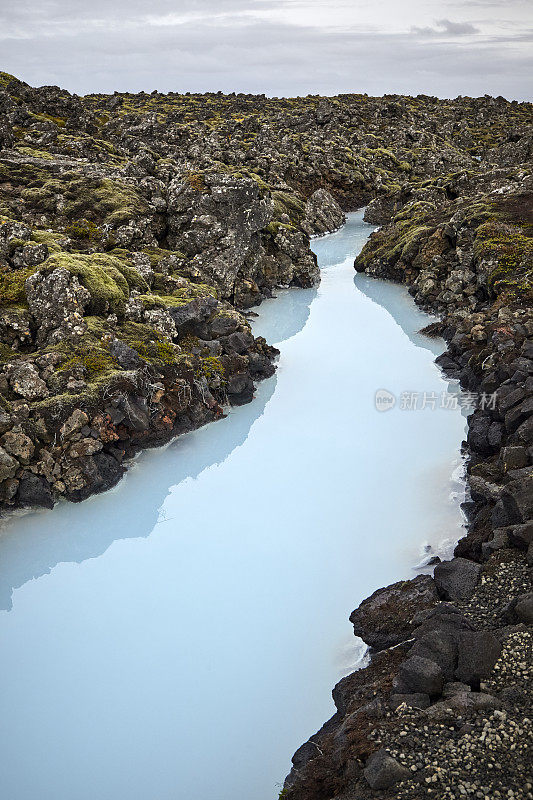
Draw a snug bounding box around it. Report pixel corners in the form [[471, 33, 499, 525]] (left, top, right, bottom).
[[353, 273, 467, 408], [354, 273, 442, 356], [0, 379, 281, 611]]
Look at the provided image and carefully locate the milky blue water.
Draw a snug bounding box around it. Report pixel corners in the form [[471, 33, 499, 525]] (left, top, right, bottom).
[[0, 211, 466, 800]]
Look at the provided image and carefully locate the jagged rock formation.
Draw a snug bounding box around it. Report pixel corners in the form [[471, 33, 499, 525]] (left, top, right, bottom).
[[0, 69, 532, 799]]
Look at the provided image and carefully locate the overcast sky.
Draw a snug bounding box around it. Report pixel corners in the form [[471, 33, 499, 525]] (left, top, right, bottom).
[[1, 0, 532, 100]]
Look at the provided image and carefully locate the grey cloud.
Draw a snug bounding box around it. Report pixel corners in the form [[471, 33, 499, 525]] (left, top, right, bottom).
[[436, 18, 480, 33], [0, 3, 531, 101], [411, 18, 480, 36]]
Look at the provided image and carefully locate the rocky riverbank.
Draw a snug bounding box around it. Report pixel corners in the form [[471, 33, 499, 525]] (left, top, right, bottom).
[[0, 71, 531, 798], [282, 130, 533, 799]]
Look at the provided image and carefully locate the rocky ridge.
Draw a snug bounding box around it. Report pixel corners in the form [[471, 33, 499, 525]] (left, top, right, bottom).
[[0, 70, 532, 798]]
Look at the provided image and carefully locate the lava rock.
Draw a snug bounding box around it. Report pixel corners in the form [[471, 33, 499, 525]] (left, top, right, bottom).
[[514, 593, 533, 624], [349, 574, 438, 651], [364, 749, 410, 790], [455, 631, 502, 686], [434, 558, 482, 601], [16, 473, 54, 509], [409, 629, 458, 679], [394, 655, 445, 696], [390, 692, 431, 710]]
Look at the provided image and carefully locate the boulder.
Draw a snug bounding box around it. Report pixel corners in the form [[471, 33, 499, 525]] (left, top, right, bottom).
[[226, 372, 254, 405], [220, 330, 254, 355], [504, 396, 533, 434], [118, 396, 150, 432], [467, 413, 496, 455], [0, 306, 32, 349], [25, 267, 91, 346], [144, 308, 177, 340], [434, 558, 482, 601], [425, 692, 502, 717], [514, 593, 533, 624], [0, 429, 34, 464], [108, 338, 144, 370], [411, 603, 475, 638], [208, 314, 240, 337], [442, 681, 471, 697], [60, 409, 89, 440], [349, 574, 438, 651], [169, 296, 218, 334], [16, 473, 54, 509], [69, 438, 104, 459], [455, 631, 502, 686], [409, 629, 458, 679], [499, 470, 533, 525], [501, 445, 528, 470], [363, 749, 410, 790], [394, 655, 444, 696], [5, 361, 48, 400], [508, 521, 533, 550]]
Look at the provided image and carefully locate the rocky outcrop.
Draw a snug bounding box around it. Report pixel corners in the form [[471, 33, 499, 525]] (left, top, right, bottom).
[[283, 549, 531, 800], [26, 267, 91, 345], [166, 172, 290, 306], [301, 189, 345, 236], [349, 574, 439, 651]]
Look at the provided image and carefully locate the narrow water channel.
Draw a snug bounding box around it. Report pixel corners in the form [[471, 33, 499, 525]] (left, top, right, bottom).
[[0, 211, 466, 800]]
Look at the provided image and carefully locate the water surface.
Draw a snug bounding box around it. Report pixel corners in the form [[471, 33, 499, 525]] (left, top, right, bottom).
[[0, 211, 466, 800]]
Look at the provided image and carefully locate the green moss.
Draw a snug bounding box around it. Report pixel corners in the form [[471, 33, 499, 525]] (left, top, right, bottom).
[[63, 219, 102, 242], [194, 355, 226, 384], [474, 221, 533, 298], [30, 386, 100, 416], [0, 265, 37, 306], [116, 320, 178, 365], [271, 190, 306, 225], [30, 228, 65, 253], [0, 71, 18, 88], [15, 145, 56, 160], [58, 347, 117, 377], [41, 251, 147, 314], [89, 178, 148, 225], [130, 338, 178, 365], [5, 237, 27, 256], [84, 315, 109, 338], [0, 342, 21, 364], [265, 220, 296, 236], [142, 246, 186, 266], [356, 216, 433, 272], [15, 169, 148, 227], [185, 172, 208, 192], [397, 225, 433, 259]]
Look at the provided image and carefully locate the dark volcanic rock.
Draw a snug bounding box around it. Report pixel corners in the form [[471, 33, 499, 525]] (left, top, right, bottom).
[[454, 631, 502, 686], [409, 628, 458, 679], [514, 593, 533, 624], [434, 557, 482, 601], [301, 189, 345, 236], [363, 748, 410, 789], [17, 473, 54, 509], [349, 574, 438, 651], [393, 655, 445, 696], [389, 692, 431, 709]]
